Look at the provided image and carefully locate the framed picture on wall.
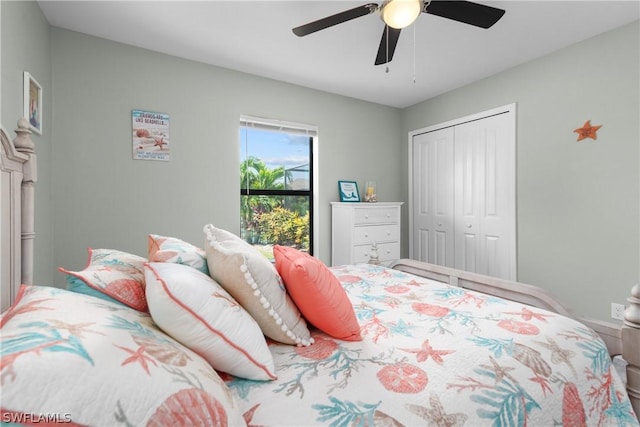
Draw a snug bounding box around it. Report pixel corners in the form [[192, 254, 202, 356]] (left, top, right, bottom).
[[338, 180, 360, 202], [132, 110, 170, 161], [23, 72, 43, 135]]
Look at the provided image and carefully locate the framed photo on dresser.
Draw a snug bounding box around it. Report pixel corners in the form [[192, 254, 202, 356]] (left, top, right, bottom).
[[338, 180, 360, 202]]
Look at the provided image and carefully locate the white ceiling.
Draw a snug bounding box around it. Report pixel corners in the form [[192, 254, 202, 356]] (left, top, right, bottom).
[[38, 1, 639, 108]]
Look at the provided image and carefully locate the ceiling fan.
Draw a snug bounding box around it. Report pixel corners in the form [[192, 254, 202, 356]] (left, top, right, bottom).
[[292, 0, 505, 66]]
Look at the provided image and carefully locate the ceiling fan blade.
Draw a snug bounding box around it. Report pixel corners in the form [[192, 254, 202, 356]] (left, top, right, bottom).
[[424, 1, 505, 29], [375, 26, 401, 66], [292, 3, 378, 37]]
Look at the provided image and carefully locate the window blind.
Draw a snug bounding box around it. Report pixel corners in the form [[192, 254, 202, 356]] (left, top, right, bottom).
[[240, 115, 317, 137]]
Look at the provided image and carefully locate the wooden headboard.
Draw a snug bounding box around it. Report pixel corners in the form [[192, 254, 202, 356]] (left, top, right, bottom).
[[0, 118, 37, 312]]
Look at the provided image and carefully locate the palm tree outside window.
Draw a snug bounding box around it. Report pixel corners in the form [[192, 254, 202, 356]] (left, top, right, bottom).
[[239, 116, 316, 260]]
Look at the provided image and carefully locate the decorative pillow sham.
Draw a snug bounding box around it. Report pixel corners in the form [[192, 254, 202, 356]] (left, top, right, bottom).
[[203, 224, 312, 346], [148, 234, 208, 274], [273, 245, 362, 341], [65, 274, 124, 306], [145, 262, 276, 381], [58, 248, 148, 312], [0, 285, 245, 426]]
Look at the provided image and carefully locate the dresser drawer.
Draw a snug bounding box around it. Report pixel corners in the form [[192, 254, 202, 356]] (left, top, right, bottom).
[[353, 242, 400, 263], [353, 207, 399, 225], [353, 225, 399, 244]]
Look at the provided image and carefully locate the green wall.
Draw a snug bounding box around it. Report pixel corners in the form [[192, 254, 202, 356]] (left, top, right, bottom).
[[2, 0, 638, 323], [403, 21, 639, 321], [49, 27, 403, 274]]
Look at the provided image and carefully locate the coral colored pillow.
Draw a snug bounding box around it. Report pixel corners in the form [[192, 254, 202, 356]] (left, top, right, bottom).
[[273, 245, 361, 341], [59, 248, 148, 312]]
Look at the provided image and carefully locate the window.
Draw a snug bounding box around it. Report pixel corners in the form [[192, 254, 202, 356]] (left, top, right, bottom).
[[239, 116, 316, 260]]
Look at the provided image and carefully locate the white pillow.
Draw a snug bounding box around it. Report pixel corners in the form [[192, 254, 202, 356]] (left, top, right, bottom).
[[145, 262, 276, 381], [203, 224, 312, 346]]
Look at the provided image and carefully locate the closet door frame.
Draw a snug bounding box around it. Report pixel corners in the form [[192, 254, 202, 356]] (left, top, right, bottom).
[[408, 103, 517, 279]]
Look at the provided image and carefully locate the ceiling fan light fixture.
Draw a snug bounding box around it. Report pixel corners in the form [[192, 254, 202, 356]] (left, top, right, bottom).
[[381, 0, 422, 29]]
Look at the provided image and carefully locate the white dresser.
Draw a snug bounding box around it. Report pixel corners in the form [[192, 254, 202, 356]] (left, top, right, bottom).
[[331, 202, 403, 266]]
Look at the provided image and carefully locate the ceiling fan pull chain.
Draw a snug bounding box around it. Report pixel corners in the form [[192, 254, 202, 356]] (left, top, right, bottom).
[[385, 24, 390, 73], [413, 22, 416, 83]]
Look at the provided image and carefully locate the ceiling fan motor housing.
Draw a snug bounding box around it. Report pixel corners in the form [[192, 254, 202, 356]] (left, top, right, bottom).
[[380, 0, 423, 29]]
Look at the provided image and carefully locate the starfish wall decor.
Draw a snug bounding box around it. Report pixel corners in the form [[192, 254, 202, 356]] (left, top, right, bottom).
[[573, 120, 602, 141]]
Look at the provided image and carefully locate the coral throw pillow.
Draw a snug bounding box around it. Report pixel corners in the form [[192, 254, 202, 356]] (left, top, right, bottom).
[[273, 245, 361, 341]]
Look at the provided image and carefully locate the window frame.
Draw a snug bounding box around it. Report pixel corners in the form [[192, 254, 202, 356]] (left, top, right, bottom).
[[239, 115, 318, 256]]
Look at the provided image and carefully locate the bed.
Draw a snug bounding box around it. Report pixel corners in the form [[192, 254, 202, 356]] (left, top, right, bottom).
[[1, 119, 639, 426]]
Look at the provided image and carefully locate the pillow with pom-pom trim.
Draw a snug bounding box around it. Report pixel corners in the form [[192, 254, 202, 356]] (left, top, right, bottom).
[[203, 224, 312, 346]]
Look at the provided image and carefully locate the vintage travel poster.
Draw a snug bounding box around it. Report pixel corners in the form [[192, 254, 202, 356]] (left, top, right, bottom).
[[132, 110, 170, 161]]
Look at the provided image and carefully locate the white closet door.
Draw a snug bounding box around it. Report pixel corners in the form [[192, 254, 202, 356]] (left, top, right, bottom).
[[454, 113, 515, 279], [409, 104, 516, 281], [411, 127, 454, 265]]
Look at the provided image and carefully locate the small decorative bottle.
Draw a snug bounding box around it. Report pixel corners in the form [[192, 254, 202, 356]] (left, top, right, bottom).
[[364, 181, 377, 202]]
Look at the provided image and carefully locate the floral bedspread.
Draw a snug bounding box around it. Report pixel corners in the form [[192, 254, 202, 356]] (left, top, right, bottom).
[[225, 264, 638, 427]]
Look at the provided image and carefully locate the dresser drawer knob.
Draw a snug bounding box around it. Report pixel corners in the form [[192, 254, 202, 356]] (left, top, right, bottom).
[[364, 233, 369, 237]]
